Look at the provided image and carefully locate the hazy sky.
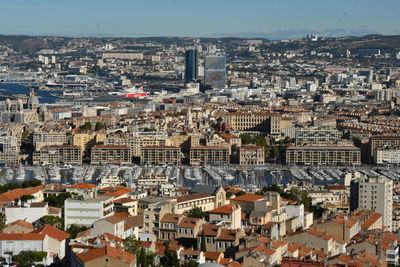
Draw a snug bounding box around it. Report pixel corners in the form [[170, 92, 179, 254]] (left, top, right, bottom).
[[1, 0, 400, 39]]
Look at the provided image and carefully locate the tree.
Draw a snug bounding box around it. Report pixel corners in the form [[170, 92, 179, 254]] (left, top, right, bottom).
[[20, 194, 34, 202], [200, 230, 206, 252], [21, 179, 42, 188], [12, 251, 47, 267], [36, 215, 64, 230], [0, 212, 6, 232], [184, 206, 208, 220], [160, 246, 180, 267], [66, 224, 89, 239], [226, 191, 233, 198], [0, 182, 20, 194], [81, 122, 92, 131], [235, 191, 246, 197], [241, 135, 253, 145], [124, 236, 141, 255], [44, 192, 71, 208], [94, 122, 105, 131]]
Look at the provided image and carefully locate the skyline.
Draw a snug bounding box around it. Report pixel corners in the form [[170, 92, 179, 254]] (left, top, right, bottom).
[[1, 0, 400, 40]]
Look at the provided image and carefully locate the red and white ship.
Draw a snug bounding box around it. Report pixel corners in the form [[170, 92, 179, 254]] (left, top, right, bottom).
[[109, 86, 147, 98]]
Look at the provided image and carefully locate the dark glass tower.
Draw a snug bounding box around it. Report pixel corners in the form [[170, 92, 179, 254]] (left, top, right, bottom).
[[184, 49, 198, 83], [204, 54, 226, 89]]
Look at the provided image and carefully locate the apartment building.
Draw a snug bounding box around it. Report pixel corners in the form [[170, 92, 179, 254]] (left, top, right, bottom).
[[33, 131, 67, 151], [221, 112, 292, 135], [0, 135, 19, 166], [33, 145, 82, 165], [140, 146, 181, 165], [64, 196, 114, 229], [190, 146, 229, 165], [374, 148, 400, 164], [239, 145, 265, 166], [91, 145, 131, 164], [72, 132, 106, 156], [106, 134, 170, 157], [295, 127, 341, 145], [286, 146, 361, 166], [102, 52, 144, 60], [370, 135, 400, 157], [358, 176, 393, 232]]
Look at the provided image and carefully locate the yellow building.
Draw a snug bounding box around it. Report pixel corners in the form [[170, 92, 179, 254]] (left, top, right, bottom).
[[72, 132, 106, 156]]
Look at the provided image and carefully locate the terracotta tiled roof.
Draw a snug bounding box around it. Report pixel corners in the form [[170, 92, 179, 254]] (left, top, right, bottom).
[[0, 233, 46, 240], [31, 225, 69, 241], [103, 189, 132, 198], [6, 220, 33, 229], [209, 204, 236, 214], [204, 251, 223, 260], [66, 183, 97, 189], [176, 193, 213, 203], [361, 212, 382, 231], [76, 245, 136, 264], [178, 217, 202, 228], [231, 194, 263, 203], [124, 215, 143, 231], [160, 213, 181, 223], [114, 197, 136, 204], [104, 214, 125, 225], [202, 224, 220, 237], [0, 185, 45, 202]]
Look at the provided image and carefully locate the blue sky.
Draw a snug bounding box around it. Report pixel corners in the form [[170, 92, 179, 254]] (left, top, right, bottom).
[[1, 0, 400, 39]]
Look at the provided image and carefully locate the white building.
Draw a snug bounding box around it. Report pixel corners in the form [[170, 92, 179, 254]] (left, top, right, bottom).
[[359, 176, 393, 231], [5, 202, 55, 224], [0, 233, 50, 264], [375, 149, 400, 164], [64, 196, 114, 229]]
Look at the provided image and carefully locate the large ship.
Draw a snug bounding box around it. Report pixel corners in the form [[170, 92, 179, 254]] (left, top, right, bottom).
[[109, 86, 147, 98]]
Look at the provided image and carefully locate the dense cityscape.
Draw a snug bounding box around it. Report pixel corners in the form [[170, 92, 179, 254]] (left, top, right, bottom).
[[0, 32, 399, 267]]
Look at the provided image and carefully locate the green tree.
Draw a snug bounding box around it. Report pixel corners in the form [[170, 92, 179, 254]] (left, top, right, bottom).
[[94, 122, 105, 131], [0, 182, 20, 194], [20, 194, 34, 202], [241, 135, 253, 145], [12, 251, 47, 267], [44, 192, 71, 208], [226, 191, 233, 198], [235, 191, 246, 197], [66, 224, 89, 239], [36, 215, 64, 230], [200, 230, 206, 252], [124, 236, 141, 255], [81, 122, 92, 131], [21, 179, 42, 188], [184, 206, 208, 220], [160, 246, 180, 267], [0, 212, 6, 232]]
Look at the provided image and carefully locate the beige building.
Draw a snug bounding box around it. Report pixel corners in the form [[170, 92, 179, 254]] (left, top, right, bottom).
[[209, 204, 241, 229], [359, 176, 393, 232], [190, 146, 229, 165], [33, 131, 67, 151], [91, 145, 131, 164], [370, 135, 400, 157], [106, 134, 170, 157], [33, 145, 82, 165], [286, 146, 361, 166], [175, 193, 217, 214], [72, 132, 106, 156], [140, 146, 181, 165], [239, 145, 265, 166]]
